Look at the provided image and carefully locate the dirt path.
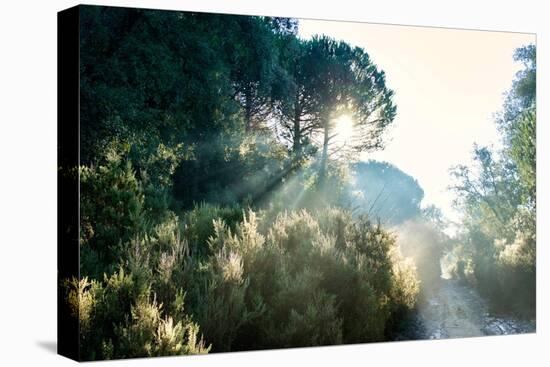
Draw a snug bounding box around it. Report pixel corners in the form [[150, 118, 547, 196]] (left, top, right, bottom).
[[397, 279, 535, 340], [419, 279, 485, 339]]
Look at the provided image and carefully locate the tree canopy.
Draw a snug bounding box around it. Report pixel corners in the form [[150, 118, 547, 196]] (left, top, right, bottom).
[[78, 7, 396, 209], [348, 160, 424, 225]]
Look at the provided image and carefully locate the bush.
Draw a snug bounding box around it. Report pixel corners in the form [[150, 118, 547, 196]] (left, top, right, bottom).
[[80, 157, 146, 278], [195, 208, 419, 350], [114, 296, 210, 358], [445, 210, 535, 318], [72, 155, 419, 356], [183, 203, 244, 257], [475, 209, 535, 316], [63, 266, 210, 360], [74, 168, 213, 360]]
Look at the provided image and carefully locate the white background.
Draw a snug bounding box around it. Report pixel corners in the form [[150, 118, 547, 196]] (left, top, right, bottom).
[[0, 0, 547, 365]]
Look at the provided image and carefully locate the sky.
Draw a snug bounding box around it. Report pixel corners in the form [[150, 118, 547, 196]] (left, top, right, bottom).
[[299, 19, 535, 224]]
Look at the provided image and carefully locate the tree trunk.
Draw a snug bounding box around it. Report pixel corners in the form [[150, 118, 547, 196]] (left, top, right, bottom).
[[319, 118, 330, 184], [292, 103, 302, 157]]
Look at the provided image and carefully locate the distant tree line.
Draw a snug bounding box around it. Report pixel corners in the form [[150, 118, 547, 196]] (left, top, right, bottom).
[[347, 160, 425, 225]]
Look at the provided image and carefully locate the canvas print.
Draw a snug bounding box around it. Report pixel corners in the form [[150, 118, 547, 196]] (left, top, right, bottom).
[[57, 5, 536, 361]]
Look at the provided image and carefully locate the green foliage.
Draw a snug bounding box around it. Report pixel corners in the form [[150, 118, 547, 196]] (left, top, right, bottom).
[[509, 107, 536, 202], [62, 277, 100, 334], [79, 6, 396, 210], [114, 297, 210, 358], [70, 6, 416, 360], [201, 209, 419, 349], [451, 146, 536, 316], [73, 163, 421, 358], [450, 44, 536, 317], [73, 122, 420, 357], [139, 142, 193, 219], [80, 153, 146, 278], [68, 226, 211, 360], [500, 45, 536, 128], [76, 155, 214, 359], [183, 203, 244, 257]]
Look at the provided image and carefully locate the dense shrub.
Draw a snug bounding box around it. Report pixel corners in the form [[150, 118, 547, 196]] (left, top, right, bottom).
[[461, 208, 535, 316], [64, 274, 210, 360], [183, 203, 244, 257], [79, 156, 146, 278], [196, 208, 419, 350], [67, 217, 211, 360], [69, 148, 419, 358], [72, 158, 212, 360]]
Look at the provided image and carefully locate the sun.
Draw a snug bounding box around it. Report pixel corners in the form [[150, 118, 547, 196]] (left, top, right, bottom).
[[333, 114, 354, 145]]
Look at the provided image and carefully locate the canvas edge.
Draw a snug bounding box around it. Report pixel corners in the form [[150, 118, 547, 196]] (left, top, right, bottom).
[[57, 4, 81, 362]]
